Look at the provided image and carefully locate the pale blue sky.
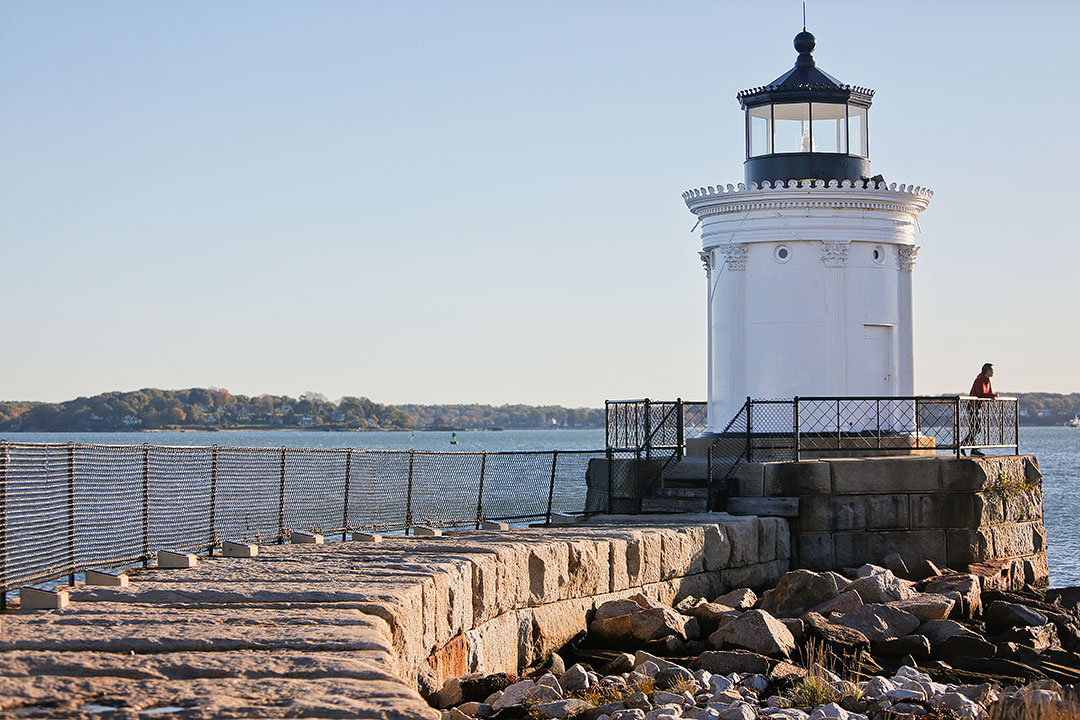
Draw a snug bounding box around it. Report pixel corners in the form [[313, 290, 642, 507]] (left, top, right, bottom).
[[2, 1, 1077, 406]]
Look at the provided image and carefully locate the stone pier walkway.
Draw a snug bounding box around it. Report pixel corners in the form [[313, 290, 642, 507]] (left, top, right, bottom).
[[0, 514, 789, 719]]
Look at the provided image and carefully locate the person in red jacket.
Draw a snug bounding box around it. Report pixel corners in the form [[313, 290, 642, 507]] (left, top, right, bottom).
[[961, 363, 996, 456]]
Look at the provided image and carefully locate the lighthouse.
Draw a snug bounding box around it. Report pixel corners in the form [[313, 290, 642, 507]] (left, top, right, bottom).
[[684, 30, 932, 433]]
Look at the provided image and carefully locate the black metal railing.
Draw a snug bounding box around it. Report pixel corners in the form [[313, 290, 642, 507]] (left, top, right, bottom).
[[0, 442, 606, 606], [604, 396, 1021, 513]]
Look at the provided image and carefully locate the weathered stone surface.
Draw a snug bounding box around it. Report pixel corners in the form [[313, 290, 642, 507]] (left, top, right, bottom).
[[918, 619, 981, 649], [802, 612, 870, 654], [946, 528, 996, 565], [714, 588, 757, 610], [800, 496, 867, 533], [726, 517, 762, 567], [703, 524, 733, 572], [834, 530, 948, 569], [834, 604, 920, 642], [709, 610, 795, 658], [591, 598, 688, 643], [808, 590, 863, 617], [884, 593, 956, 622], [873, 634, 931, 658], [995, 623, 1059, 652], [985, 600, 1048, 631], [882, 553, 909, 579], [922, 574, 982, 619], [909, 558, 943, 581], [829, 456, 940, 493], [767, 569, 839, 618], [536, 698, 591, 718], [687, 602, 740, 635], [691, 650, 771, 676], [764, 461, 831, 496], [843, 569, 914, 604], [867, 495, 909, 531]]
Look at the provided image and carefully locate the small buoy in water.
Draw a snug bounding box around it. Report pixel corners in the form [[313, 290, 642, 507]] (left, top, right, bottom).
[[450, 432, 458, 445]]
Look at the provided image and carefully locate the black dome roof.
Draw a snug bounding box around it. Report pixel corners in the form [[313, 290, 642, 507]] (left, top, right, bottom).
[[737, 31, 873, 109]]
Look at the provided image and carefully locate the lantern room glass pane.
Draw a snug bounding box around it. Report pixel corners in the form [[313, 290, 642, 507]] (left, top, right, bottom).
[[773, 103, 810, 154], [811, 103, 846, 153], [848, 105, 868, 157], [749, 106, 772, 157]]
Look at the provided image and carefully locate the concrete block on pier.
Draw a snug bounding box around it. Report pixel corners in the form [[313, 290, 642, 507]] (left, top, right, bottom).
[[290, 532, 324, 545], [222, 541, 258, 558], [481, 520, 509, 531], [20, 587, 69, 610], [352, 532, 382, 543], [413, 525, 442, 537], [84, 570, 129, 587], [157, 550, 198, 569], [549, 513, 578, 525]]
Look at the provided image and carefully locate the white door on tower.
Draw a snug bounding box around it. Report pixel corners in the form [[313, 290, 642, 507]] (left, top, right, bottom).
[[860, 324, 894, 395]]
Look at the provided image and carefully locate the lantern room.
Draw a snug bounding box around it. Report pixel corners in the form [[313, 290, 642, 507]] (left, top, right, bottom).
[[739, 30, 873, 186]]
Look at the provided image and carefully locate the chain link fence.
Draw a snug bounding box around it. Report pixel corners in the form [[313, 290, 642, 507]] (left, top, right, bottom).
[[0, 443, 606, 599]]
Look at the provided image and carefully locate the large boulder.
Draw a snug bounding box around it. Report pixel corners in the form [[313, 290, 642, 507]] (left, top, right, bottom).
[[691, 650, 771, 676], [843, 569, 914, 604], [985, 601, 1049, 631], [714, 588, 758, 610], [767, 570, 840, 618], [885, 593, 956, 622], [709, 609, 796, 658], [802, 612, 871, 654], [591, 595, 688, 642], [834, 604, 920, 642], [808, 590, 863, 617], [686, 602, 740, 635], [922, 574, 982, 618]]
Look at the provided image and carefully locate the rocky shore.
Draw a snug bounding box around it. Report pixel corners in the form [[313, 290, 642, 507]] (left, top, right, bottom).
[[432, 559, 1080, 720]]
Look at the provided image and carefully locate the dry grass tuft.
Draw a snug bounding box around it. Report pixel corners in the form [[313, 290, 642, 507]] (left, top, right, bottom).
[[788, 640, 841, 709], [988, 690, 1080, 720]]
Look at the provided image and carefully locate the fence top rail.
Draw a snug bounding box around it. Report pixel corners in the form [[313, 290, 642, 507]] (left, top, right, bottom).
[[606, 399, 707, 405], [0, 441, 607, 457], [791, 395, 1017, 402]]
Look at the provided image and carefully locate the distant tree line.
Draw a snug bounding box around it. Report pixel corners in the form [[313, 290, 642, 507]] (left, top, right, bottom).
[[0, 388, 604, 432]]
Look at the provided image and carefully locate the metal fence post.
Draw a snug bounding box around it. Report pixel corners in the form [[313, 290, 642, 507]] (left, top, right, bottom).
[[141, 445, 150, 566], [405, 450, 415, 534], [876, 399, 882, 450], [0, 444, 8, 611], [793, 397, 801, 462], [545, 451, 558, 524], [278, 448, 287, 543], [342, 449, 352, 541], [604, 401, 611, 450], [475, 452, 487, 529], [606, 448, 613, 514], [67, 444, 76, 586], [208, 447, 218, 555], [676, 398, 685, 460], [1014, 400, 1020, 455], [745, 397, 753, 463], [643, 399, 651, 460], [955, 397, 962, 458]]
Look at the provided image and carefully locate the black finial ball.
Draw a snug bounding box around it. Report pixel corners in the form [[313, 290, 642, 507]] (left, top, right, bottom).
[[794, 30, 816, 54]]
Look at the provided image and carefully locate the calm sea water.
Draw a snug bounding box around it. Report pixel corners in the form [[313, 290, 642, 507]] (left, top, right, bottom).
[[3, 426, 1077, 587]]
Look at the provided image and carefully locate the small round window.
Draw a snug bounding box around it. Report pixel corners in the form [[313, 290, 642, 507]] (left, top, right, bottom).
[[774, 244, 791, 263], [872, 246, 886, 265]]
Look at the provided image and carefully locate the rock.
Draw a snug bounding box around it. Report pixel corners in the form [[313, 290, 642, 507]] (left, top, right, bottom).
[[547, 653, 566, 677], [535, 685, 562, 703], [593, 605, 688, 643], [644, 708, 679, 720], [654, 666, 694, 691], [856, 563, 887, 578], [585, 703, 627, 720], [449, 708, 472, 720], [948, 656, 1047, 682], [995, 623, 1059, 652], [709, 609, 796, 658], [708, 675, 734, 694], [634, 651, 692, 674], [643, 635, 684, 657], [457, 703, 492, 718], [492, 680, 537, 711], [676, 596, 706, 614], [610, 710, 646, 720], [930, 691, 982, 716], [435, 677, 465, 708], [602, 653, 636, 675], [834, 604, 920, 642], [917, 619, 981, 648], [860, 676, 896, 699], [780, 618, 805, 643], [561, 664, 591, 693], [883, 553, 910, 579], [805, 702, 851, 720], [910, 559, 943, 582], [885, 687, 926, 702], [939, 633, 997, 660], [872, 634, 931, 658], [985, 600, 1049, 631], [844, 569, 914, 604], [922, 574, 982, 619], [537, 673, 563, 695], [716, 703, 756, 720], [648, 690, 684, 705], [768, 570, 840, 617], [692, 650, 771, 676], [624, 691, 651, 710], [596, 598, 650, 622], [808, 590, 863, 618], [714, 588, 758, 610], [687, 602, 741, 635], [535, 703, 596, 720], [802, 612, 871, 654], [884, 593, 955, 622]]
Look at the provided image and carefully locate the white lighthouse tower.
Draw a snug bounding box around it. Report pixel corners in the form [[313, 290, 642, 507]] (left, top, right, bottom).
[[685, 30, 932, 432]]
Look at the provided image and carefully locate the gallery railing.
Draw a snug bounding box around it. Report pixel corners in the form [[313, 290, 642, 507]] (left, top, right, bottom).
[[0, 443, 606, 607], [604, 399, 708, 456]]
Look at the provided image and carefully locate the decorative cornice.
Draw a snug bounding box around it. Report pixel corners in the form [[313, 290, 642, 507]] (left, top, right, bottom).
[[899, 245, 920, 271], [682, 180, 933, 217], [719, 244, 749, 271], [699, 250, 712, 274], [684, 179, 933, 200], [820, 241, 849, 267]]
